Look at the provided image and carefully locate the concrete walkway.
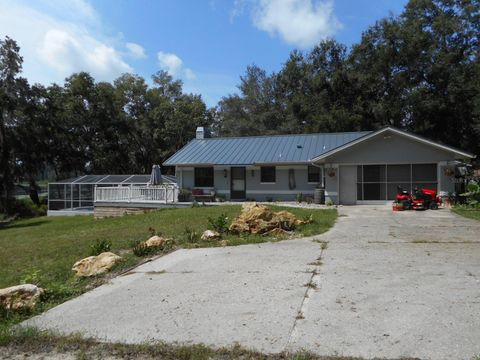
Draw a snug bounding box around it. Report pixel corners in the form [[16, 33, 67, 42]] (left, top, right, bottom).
[[26, 206, 480, 360]]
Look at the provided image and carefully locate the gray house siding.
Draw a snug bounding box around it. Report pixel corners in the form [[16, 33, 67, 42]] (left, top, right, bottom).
[[324, 171, 338, 204], [177, 165, 320, 201], [439, 165, 456, 193]]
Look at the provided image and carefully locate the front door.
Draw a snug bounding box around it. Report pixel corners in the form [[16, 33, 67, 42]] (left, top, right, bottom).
[[339, 165, 357, 205], [230, 167, 246, 200]]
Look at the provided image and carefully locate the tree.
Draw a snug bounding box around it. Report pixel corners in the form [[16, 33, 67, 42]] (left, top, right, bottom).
[[217, 0, 480, 156], [0, 36, 23, 213]]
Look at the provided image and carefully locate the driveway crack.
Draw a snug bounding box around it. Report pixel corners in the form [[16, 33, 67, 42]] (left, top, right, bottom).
[[284, 242, 327, 351]]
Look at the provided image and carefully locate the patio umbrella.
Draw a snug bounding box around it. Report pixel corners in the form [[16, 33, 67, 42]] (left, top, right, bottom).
[[149, 164, 162, 185]]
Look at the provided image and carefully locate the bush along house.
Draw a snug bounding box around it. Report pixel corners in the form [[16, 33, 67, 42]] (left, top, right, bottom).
[[163, 126, 475, 205]]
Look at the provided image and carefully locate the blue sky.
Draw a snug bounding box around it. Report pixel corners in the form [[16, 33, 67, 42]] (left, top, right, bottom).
[[0, 0, 408, 107]]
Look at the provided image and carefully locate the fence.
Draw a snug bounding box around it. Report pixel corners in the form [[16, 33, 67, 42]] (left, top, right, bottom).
[[94, 185, 178, 204]]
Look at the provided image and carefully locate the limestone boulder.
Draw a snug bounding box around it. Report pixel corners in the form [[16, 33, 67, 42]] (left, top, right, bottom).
[[201, 229, 221, 241], [0, 284, 44, 310], [145, 235, 167, 248], [72, 252, 122, 277], [229, 202, 312, 235]]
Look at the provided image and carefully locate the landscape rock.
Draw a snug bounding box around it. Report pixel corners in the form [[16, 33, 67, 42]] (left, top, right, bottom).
[[145, 235, 167, 248], [229, 202, 312, 235], [72, 252, 122, 277], [201, 229, 221, 241], [0, 284, 44, 310]]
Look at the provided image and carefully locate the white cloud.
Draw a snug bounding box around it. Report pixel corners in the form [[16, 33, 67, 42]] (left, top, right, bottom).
[[157, 51, 183, 76], [250, 0, 342, 48], [0, 0, 133, 84], [38, 29, 132, 78], [126, 42, 147, 59], [184, 68, 197, 80], [157, 51, 196, 80]]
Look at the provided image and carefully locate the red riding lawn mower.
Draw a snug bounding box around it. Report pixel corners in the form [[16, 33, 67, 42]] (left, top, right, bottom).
[[393, 186, 442, 211]]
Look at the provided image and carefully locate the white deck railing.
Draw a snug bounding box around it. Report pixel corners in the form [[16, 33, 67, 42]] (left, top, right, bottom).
[[94, 185, 179, 204]]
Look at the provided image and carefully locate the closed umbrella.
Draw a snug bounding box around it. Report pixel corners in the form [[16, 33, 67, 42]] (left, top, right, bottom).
[[149, 164, 162, 185]]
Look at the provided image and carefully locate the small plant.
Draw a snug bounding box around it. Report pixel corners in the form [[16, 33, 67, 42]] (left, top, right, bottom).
[[20, 269, 41, 285], [131, 238, 174, 257], [191, 201, 200, 208], [296, 193, 304, 203], [148, 227, 156, 237], [131, 240, 151, 257], [89, 239, 112, 256], [304, 281, 318, 289], [325, 198, 334, 206], [207, 213, 229, 234], [302, 214, 314, 223], [183, 226, 200, 243], [178, 188, 192, 202], [215, 194, 226, 202]]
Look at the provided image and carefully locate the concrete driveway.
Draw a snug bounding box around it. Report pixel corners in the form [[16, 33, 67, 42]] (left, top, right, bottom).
[[26, 206, 480, 360]]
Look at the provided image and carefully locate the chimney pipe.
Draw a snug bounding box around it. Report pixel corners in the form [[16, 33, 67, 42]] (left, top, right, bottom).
[[196, 126, 211, 139]]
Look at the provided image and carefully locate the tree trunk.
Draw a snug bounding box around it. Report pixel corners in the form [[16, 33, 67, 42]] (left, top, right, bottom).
[[0, 109, 16, 215], [29, 177, 40, 205]]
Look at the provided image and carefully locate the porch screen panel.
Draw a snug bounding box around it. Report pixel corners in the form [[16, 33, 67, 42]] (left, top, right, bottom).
[[362, 165, 386, 200], [412, 164, 437, 192], [386, 164, 411, 199], [356, 165, 363, 200], [356, 163, 437, 201]]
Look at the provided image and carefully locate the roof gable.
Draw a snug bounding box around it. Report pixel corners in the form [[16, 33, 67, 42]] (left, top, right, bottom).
[[311, 127, 475, 162]]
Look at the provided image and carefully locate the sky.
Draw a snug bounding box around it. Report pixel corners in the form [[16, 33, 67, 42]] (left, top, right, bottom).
[[0, 0, 408, 107]]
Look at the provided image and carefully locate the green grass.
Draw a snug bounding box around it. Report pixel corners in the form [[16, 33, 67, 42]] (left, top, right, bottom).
[[452, 208, 480, 221], [0, 204, 336, 341], [0, 205, 336, 289], [2, 327, 365, 360]]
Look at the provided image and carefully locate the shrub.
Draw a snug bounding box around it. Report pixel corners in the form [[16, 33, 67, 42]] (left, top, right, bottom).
[[178, 188, 192, 202], [131, 238, 175, 257], [461, 180, 480, 208], [182, 226, 200, 243], [207, 213, 229, 234], [9, 198, 47, 218], [325, 198, 334, 206], [89, 239, 112, 256], [296, 193, 304, 203], [131, 240, 151, 257], [42, 282, 81, 303]]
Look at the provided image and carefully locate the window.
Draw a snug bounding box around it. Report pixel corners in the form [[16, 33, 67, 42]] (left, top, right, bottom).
[[261, 166, 276, 183], [308, 166, 321, 183], [194, 167, 214, 187]]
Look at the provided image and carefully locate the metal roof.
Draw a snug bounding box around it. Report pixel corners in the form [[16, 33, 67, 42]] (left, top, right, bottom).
[[163, 131, 372, 166], [51, 174, 177, 185]]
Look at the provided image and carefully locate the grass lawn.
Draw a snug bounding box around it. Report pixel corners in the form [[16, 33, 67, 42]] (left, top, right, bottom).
[[0, 204, 336, 343], [451, 208, 480, 221]]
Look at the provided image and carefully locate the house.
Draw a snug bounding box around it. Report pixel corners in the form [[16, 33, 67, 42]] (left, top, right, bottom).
[[163, 126, 475, 204]]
